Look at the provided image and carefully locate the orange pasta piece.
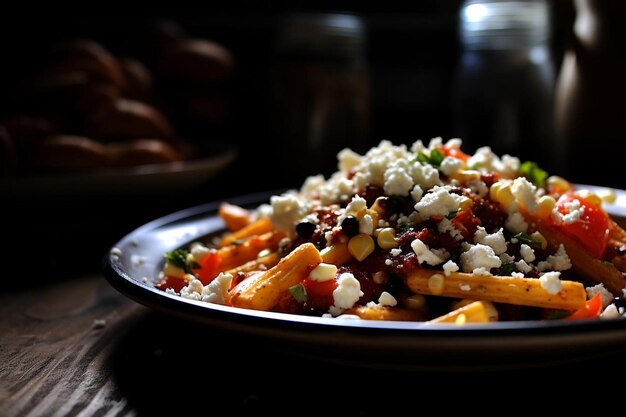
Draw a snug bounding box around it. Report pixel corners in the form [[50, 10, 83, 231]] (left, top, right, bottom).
[[220, 216, 274, 247], [218, 231, 285, 271]]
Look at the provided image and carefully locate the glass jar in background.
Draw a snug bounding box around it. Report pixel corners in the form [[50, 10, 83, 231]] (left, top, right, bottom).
[[554, 0, 626, 189], [452, 0, 557, 172], [270, 13, 370, 183]]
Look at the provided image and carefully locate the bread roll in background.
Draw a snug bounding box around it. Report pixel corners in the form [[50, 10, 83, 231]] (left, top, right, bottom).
[[30, 135, 111, 172], [86, 98, 173, 142], [107, 138, 181, 167]]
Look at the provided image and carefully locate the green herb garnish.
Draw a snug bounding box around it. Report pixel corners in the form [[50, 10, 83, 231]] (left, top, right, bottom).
[[512, 232, 542, 250], [416, 148, 445, 168], [164, 249, 197, 274], [289, 284, 308, 304], [397, 223, 416, 234], [499, 262, 518, 276], [520, 161, 548, 188], [445, 210, 459, 220]]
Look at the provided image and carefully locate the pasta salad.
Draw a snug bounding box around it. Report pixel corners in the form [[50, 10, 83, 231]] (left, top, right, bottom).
[[155, 138, 626, 324]]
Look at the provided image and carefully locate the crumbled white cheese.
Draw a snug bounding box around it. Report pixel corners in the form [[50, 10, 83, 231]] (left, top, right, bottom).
[[511, 177, 538, 213], [180, 278, 204, 301], [552, 198, 585, 224], [411, 239, 448, 266], [410, 184, 424, 202], [439, 157, 462, 176], [438, 218, 464, 241], [585, 283, 614, 308], [190, 242, 213, 263], [539, 271, 562, 295], [519, 244, 536, 263], [473, 226, 507, 255], [270, 194, 309, 235], [201, 273, 233, 304], [505, 211, 528, 233], [390, 248, 402, 257], [338, 148, 363, 173], [515, 259, 533, 273], [329, 273, 364, 315], [359, 214, 374, 235], [511, 272, 525, 278], [345, 195, 367, 216], [468, 179, 489, 198], [499, 252, 514, 263], [414, 186, 468, 218], [460, 243, 502, 274], [537, 244, 572, 271], [384, 165, 414, 196], [442, 260, 459, 277], [377, 291, 398, 307], [459, 283, 471, 291], [300, 175, 325, 198]]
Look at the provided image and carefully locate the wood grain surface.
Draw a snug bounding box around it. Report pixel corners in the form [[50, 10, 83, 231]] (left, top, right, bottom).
[[2, 273, 625, 417]]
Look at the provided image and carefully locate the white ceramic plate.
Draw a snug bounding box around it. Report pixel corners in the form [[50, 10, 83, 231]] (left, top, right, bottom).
[[103, 186, 626, 372]]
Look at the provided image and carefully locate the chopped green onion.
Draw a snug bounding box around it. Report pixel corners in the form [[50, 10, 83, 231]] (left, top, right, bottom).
[[520, 161, 548, 188], [445, 210, 458, 220], [289, 284, 308, 304]]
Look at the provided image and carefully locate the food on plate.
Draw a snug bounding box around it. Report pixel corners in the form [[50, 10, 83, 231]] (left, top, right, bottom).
[[155, 138, 626, 323]]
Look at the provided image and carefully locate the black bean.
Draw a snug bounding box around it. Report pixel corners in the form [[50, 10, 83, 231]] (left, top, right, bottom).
[[341, 216, 360, 237], [296, 221, 316, 239]]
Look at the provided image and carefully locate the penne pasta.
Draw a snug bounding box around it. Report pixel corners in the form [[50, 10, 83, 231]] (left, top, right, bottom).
[[156, 137, 626, 323]]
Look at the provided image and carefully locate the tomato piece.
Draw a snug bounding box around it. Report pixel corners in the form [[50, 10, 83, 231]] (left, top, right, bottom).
[[155, 275, 188, 293], [566, 293, 603, 320], [550, 193, 610, 258], [193, 251, 222, 285], [452, 209, 482, 240], [302, 277, 337, 312], [438, 145, 470, 162]]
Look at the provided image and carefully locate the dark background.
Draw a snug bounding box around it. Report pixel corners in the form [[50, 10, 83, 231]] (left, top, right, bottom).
[[2, 2, 624, 280]]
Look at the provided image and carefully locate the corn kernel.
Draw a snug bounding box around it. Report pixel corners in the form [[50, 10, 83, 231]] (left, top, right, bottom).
[[320, 242, 353, 265], [530, 231, 548, 250], [496, 184, 515, 209], [459, 197, 473, 211], [454, 169, 481, 183], [547, 175, 572, 193], [428, 273, 445, 295], [163, 261, 187, 279], [536, 195, 556, 219], [376, 227, 398, 249], [489, 181, 503, 201], [369, 197, 386, 215], [348, 234, 375, 261], [364, 209, 380, 228]]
